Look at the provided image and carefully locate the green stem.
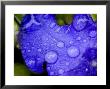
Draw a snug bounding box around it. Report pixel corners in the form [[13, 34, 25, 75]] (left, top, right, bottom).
[[14, 15, 20, 26]]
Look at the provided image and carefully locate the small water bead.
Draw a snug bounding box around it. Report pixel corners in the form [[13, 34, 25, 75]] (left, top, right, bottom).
[[38, 48, 42, 52], [83, 39, 87, 42], [50, 71, 54, 75], [85, 68, 88, 71], [27, 49, 31, 52], [58, 69, 64, 75], [25, 58, 36, 68], [76, 37, 81, 41], [50, 22, 56, 28], [57, 41, 65, 48], [67, 46, 80, 58], [73, 15, 88, 31], [55, 26, 61, 33], [47, 67, 51, 70], [65, 62, 70, 66], [69, 41, 74, 44], [28, 60, 35, 65], [37, 57, 41, 61], [89, 30, 97, 38], [91, 60, 97, 67], [45, 51, 58, 64], [32, 46, 34, 49]]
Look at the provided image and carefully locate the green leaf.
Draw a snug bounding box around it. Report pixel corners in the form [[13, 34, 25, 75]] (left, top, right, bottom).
[[63, 14, 73, 25], [15, 14, 24, 24], [57, 19, 65, 26], [14, 63, 31, 76], [14, 20, 19, 31], [56, 14, 64, 20], [91, 14, 97, 21], [56, 14, 73, 26], [14, 14, 24, 48], [14, 20, 19, 48]]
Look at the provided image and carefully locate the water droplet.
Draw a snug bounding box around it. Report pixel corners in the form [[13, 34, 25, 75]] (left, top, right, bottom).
[[27, 49, 31, 52], [38, 49, 42, 52], [91, 60, 97, 67], [67, 46, 80, 58], [55, 27, 61, 33], [37, 58, 41, 60], [50, 23, 56, 28], [47, 67, 51, 70], [50, 71, 54, 75], [73, 15, 87, 31], [69, 41, 74, 44], [57, 41, 65, 48], [25, 59, 35, 67], [83, 39, 87, 42], [85, 68, 88, 71], [65, 62, 69, 66], [58, 69, 64, 74], [89, 30, 97, 38], [45, 51, 58, 64], [27, 42, 30, 45], [76, 37, 81, 41]]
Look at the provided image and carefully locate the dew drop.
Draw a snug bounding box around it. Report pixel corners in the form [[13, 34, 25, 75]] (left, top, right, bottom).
[[45, 51, 58, 64], [58, 69, 64, 75], [91, 60, 97, 67], [67, 46, 80, 58], [57, 41, 65, 48], [89, 30, 97, 38]]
